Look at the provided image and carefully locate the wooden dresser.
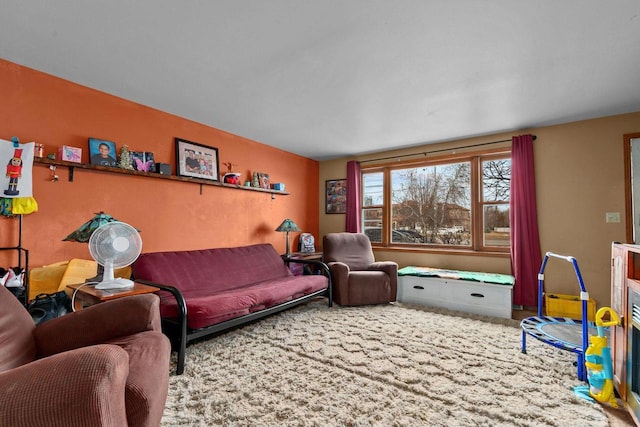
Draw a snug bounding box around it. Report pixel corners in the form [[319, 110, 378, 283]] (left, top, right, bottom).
[[611, 242, 640, 425]]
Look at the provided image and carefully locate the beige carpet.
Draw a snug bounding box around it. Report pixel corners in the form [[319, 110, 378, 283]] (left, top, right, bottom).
[[161, 299, 611, 426]]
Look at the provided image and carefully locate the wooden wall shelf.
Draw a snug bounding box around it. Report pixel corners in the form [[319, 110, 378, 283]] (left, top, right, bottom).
[[34, 158, 289, 197]]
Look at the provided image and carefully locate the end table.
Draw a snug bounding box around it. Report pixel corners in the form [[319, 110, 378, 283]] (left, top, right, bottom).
[[282, 251, 323, 275], [67, 282, 159, 311]]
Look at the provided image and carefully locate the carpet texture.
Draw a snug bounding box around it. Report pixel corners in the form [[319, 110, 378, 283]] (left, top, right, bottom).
[[161, 299, 608, 426]]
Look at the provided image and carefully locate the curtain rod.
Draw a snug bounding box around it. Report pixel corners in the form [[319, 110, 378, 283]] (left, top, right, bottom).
[[359, 135, 536, 164]]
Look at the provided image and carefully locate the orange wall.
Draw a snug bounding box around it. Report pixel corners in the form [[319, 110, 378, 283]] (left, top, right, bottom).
[[0, 59, 319, 268]]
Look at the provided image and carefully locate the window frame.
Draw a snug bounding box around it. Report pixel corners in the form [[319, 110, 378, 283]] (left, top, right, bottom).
[[477, 153, 512, 253], [360, 148, 511, 254]]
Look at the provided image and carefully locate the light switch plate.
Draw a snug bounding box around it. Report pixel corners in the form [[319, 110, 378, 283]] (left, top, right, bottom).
[[606, 212, 621, 223]]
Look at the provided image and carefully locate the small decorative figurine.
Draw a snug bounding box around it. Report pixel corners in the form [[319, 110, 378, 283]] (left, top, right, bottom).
[[118, 145, 134, 170], [4, 148, 23, 196]]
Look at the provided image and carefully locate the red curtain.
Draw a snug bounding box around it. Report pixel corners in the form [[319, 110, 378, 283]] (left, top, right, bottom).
[[345, 160, 361, 233], [510, 134, 542, 307]]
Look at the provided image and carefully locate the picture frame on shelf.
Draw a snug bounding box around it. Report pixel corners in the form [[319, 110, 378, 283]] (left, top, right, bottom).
[[88, 138, 117, 167], [326, 178, 347, 214], [259, 172, 270, 189], [175, 138, 219, 181], [131, 151, 155, 172]]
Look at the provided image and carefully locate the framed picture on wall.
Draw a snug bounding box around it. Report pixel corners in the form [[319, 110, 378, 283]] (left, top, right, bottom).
[[326, 178, 347, 214], [175, 138, 219, 181]]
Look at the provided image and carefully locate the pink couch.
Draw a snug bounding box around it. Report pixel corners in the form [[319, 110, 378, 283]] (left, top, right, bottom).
[[132, 243, 331, 374]]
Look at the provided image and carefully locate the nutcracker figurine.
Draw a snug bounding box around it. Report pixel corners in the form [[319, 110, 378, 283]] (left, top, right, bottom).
[[4, 148, 23, 196]]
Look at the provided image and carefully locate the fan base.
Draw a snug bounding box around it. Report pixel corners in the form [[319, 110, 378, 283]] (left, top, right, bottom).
[[95, 278, 135, 290]]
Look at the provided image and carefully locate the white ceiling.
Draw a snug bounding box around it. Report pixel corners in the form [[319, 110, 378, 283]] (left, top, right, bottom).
[[1, 1, 640, 160]]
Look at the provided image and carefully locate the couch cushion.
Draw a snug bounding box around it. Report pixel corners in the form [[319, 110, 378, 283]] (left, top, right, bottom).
[[28, 261, 68, 301], [160, 274, 327, 330], [29, 259, 132, 301], [133, 244, 291, 295]]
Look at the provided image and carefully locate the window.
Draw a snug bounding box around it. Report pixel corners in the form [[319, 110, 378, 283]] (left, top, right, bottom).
[[481, 156, 511, 249], [362, 172, 384, 243], [361, 151, 510, 252]]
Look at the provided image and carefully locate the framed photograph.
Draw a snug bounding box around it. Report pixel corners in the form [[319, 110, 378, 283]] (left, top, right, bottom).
[[326, 179, 347, 214], [175, 138, 219, 181], [131, 151, 155, 172], [258, 172, 270, 189], [88, 138, 117, 167]]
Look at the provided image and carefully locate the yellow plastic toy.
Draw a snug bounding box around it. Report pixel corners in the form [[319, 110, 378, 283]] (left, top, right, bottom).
[[574, 306, 620, 407]]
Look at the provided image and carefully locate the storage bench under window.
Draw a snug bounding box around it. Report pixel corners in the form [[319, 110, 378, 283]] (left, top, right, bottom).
[[397, 266, 515, 319]]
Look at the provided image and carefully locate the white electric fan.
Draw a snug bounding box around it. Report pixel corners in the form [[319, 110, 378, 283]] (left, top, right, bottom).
[[88, 221, 142, 290]]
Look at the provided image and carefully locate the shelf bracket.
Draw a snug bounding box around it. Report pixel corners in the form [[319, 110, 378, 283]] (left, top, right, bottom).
[[200, 184, 203, 195], [68, 166, 75, 182]]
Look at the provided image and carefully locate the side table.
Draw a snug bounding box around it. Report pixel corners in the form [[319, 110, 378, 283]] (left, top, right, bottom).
[[282, 251, 323, 275], [67, 282, 159, 311]]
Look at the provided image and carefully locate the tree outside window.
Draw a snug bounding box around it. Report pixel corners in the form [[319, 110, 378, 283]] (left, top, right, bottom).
[[391, 162, 471, 246]]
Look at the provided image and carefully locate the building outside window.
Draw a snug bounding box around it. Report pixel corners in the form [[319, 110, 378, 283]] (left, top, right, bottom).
[[361, 150, 511, 253]]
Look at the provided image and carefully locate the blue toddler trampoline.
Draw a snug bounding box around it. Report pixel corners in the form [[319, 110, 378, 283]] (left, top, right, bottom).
[[520, 252, 596, 381]]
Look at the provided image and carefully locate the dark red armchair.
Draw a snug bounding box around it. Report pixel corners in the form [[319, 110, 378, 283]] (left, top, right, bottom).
[[323, 232, 398, 306], [0, 284, 171, 426]]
